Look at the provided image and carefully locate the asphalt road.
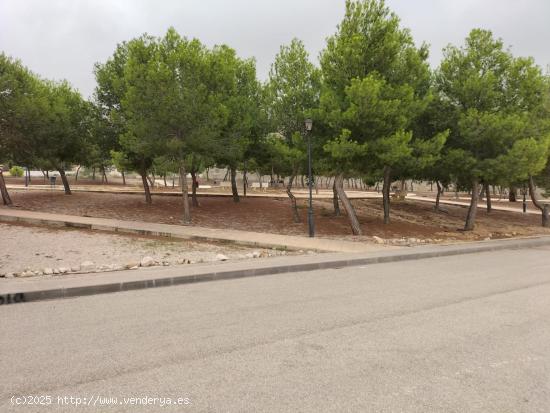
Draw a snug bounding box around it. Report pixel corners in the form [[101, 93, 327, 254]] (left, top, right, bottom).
[[2, 246, 550, 412]]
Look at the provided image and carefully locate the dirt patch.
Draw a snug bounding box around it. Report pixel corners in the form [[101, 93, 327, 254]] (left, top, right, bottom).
[[4, 190, 550, 243], [0, 221, 294, 278]]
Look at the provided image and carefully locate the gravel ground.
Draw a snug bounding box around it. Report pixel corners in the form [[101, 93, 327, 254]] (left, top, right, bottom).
[[0, 223, 293, 278]]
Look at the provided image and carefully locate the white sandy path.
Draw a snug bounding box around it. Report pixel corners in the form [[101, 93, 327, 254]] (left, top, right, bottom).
[[0, 223, 287, 277]]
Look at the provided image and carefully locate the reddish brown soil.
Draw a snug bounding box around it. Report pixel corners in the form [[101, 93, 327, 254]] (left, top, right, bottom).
[[4, 189, 549, 242]]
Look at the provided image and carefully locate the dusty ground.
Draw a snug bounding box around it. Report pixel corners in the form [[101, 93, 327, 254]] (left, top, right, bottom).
[[4, 189, 550, 242], [0, 222, 292, 278]]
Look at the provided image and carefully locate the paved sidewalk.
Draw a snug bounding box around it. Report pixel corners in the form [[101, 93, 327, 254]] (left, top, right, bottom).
[[407, 195, 544, 215], [0, 208, 387, 253], [2, 235, 549, 304]]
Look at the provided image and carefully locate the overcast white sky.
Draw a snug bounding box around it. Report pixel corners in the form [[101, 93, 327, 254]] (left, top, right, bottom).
[[1, 0, 549, 98]]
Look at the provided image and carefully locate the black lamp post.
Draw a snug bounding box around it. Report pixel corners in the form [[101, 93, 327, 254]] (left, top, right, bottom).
[[305, 118, 315, 237]]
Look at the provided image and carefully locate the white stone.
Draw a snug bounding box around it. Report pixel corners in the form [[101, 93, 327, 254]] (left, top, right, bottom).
[[43, 268, 53, 275], [71, 265, 81, 272], [373, 236, 385, 244], [5, 273, 14, 278], [53, 269, 60, 275], [252, 251, 261, 258], [140, 256, 155, 267], [216, 254, 229, 261], [59, 267, 69, 274], [80, 261, 96, 272]]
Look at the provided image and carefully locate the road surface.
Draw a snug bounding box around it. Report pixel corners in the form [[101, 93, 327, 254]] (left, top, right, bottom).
[[1, 246, 550, 412]]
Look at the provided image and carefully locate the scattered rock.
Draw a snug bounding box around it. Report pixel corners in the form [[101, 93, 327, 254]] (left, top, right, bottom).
[[140, 256, 155, 267], [373, 236, 385, 244], [53, 269, 60, 275], [71, 265, 81, 272], [252, 251, 261, 258], [43, 268, 53, 275], [216, 254, 229, 261], [80, 261, 96, 272], [5, 273, 14, 278], [125, 262, 139, 270], [59, 267, 69, 274], [245, 252, 254, 259]]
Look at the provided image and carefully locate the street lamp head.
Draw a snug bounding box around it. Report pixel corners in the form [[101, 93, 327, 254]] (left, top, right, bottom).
[[304, 118, 313, 132]]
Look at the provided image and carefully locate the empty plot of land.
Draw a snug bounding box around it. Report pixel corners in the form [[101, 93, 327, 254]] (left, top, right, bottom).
[[0, 222, 289, 278]]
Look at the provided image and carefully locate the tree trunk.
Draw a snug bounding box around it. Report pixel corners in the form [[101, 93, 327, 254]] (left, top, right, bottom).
[[58, 168, 72, 195], [230, 166, 239, 203], [0, 170, 13, 206], [509, 186, 517, 202], [286, 174, 300, 223], [464, 178, 480, 231], [243, 162, 248, 198], [102, 166, 108, 184], [335, 174, 362, 235], [140, 170, 152, 204], [528, 175, 549, 227], [332, 179, 341, 217], [315, 176, 319, 195], [92, 167, 96, 181], [484, 183, 491, 213], [75, 165, 81, 182], [147, 174, 154, 188], [435, 181, 443, 211], [190, 170, 199, 207], [163, 175, 167, 187], [382, 166, 391, 224], [301, 175, 305, 188], [179, 165, 191, 223], [121, 171, 126, 186]]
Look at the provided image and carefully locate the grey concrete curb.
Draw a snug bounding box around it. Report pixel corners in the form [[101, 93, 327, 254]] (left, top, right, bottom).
[[1, 236, 550, 305]]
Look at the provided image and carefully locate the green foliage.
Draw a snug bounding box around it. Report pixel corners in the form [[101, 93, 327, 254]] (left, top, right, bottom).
[[9, 165, 24, 177], [266, 38, 320, 140], [318, 0, 441, 184], [323, 129, 368, 174], [437, 29, 550, 187]]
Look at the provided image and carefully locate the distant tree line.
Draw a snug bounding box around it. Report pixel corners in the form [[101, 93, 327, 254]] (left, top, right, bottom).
[[1, 0, 549, 231]]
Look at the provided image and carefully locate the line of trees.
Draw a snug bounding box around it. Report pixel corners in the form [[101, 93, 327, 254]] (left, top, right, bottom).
[[2, 0, 550, 231]]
